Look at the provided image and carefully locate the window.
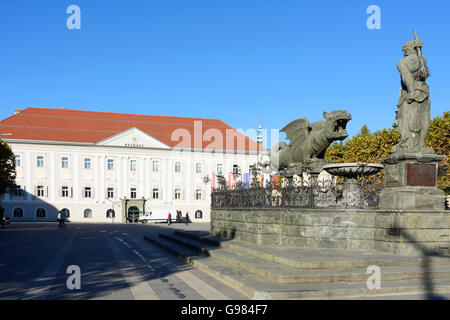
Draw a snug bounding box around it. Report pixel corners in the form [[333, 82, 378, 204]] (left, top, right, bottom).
[[195, 210, 203, 219], [36, 208, 46, 218], [196, 163, 202, 174], [61, 157, 69, 169], [152, 161, 159, 172], [14, 155, 21, 167], [107, 188, 114, 199], [13, 207, 23, 218], [130, 188, 137, 199], [14, 185, 23, 197], [174, 189, 181, 200], [61, 208, 70, 218], [217, 164, 223, 175], [61, 186, 69, 198], [130, 160, 137, 172], [84, 209, 92, 219], [37, 156, 44, 168], [106, 209, 115, 219], [84, 187, 92, 198], [175, 162, 181, 173], [84, 158, 91, 170], [107, 159, 114, 171], [233, 164, 240, 175], [36, 185, 45, 197], [152, 188, 159, 199], [195, 189, 202, 200]]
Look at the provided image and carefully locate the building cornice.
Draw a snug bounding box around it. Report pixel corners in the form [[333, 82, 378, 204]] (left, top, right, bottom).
[[4, 139, 260, 155]]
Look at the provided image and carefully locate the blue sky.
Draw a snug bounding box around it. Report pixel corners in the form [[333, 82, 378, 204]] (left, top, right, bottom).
[[1, 0, 449, 147]]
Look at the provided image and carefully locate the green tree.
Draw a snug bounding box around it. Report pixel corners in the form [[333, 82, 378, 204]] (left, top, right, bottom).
[[359, 124, 371, 136], [426, 111, 450, 192], [326, 128, 400, 184], [0, 139, 16, 214]]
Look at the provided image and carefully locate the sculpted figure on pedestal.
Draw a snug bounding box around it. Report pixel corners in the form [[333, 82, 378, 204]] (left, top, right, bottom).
[[392, 32, 434, 154]]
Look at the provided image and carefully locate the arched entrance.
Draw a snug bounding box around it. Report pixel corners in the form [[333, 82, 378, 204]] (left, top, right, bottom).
[[121, 198, 147, 223], [127, 206, 140, 223]]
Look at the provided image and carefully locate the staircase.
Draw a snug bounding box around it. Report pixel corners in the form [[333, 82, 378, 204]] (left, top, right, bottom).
[[143, 230, 450, 299]]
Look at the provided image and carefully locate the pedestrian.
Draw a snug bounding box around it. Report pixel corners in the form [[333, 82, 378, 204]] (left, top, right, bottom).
[[0, 208, 5, 229], [57, 211, 62, 228], [60, 211, 66, 228], [168, 212, 172, 226], [185, 212, 190, 226]]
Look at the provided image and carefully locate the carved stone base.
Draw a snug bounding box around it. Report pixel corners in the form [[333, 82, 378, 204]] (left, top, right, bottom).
[[379, 153, 446, 210], [283, 159, 331, 179], [379, 186, 445, 210]]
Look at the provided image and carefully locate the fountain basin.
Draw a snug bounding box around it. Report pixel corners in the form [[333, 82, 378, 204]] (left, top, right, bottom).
[[323, 163, 384, 179]]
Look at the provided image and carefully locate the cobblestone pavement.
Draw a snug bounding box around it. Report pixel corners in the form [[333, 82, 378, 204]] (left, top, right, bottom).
[[0, 222, 248, 300]]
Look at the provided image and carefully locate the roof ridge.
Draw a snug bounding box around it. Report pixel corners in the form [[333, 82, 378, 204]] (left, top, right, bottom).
[[0, 124, 245, 138], [14, 113, 232, 129], [22, 107, 225, 123]]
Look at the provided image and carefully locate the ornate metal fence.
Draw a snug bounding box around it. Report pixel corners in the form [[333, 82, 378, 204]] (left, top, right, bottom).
[[211, 175, 383, 209]]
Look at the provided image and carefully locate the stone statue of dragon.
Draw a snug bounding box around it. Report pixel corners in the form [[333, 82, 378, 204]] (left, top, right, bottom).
[[260, 110, 352, 172]]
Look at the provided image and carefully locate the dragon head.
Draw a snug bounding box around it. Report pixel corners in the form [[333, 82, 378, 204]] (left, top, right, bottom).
[[323, 110, 352, 141]]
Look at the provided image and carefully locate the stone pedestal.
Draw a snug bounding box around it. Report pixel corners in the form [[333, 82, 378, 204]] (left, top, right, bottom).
[[379, 153, 446, 210], [283, 159, 331, 182]]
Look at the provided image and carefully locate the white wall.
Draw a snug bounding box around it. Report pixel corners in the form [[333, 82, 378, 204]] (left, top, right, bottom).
[[3, 142, 259, 223]]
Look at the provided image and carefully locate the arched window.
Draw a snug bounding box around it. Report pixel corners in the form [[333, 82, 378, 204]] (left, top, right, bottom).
[[106, 209, 115, 219], [13, 207, 24, 218], [195, 210, 203, 219], [61, 208, 70, 218], [84, 209, 93, 219], [36, 208, 46, 218]]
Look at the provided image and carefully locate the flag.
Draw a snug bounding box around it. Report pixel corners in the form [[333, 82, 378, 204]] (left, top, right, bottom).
[[243, 173, 250, 188]]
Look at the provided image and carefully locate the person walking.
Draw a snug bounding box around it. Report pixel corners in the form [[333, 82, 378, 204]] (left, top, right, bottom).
[[0, 208, 5, 229], [60, 211, 66, 228], [167, 212, 172, 226], [57, 211, 62, 228], [185, 212, 190, 226]]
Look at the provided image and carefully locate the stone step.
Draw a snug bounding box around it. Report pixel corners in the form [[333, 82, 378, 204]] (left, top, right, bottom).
[[143, 234, 450, 299], [160, 232, 450, 285], [173, 230, 450, 270]]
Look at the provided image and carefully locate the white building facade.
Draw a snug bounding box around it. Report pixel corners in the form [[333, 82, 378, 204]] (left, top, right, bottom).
[[0, 108, 262, 223]]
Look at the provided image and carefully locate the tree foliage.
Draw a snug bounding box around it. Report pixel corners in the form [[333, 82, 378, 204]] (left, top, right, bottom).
[[326, 113, 449, 191], [359, 124, 371, 136], [0, 139, 16, 196], [325, 127, 400, 184], [426, 112, 450, 192]]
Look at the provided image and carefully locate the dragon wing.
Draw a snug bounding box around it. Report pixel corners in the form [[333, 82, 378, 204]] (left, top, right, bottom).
[[281, 118, 311, 145]]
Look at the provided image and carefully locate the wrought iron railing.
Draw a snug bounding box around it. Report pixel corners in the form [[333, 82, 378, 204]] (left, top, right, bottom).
[[211, 176, 383, 209]]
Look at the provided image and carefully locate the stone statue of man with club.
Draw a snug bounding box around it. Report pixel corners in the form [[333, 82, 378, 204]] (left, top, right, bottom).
[[392, 31, 434, 154]]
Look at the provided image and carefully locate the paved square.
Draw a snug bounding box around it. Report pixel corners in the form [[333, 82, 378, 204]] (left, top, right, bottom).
[[0, 222, 248, 300]]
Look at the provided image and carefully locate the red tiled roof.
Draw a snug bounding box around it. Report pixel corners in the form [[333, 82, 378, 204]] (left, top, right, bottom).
[[0, 108, 263, 152]]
